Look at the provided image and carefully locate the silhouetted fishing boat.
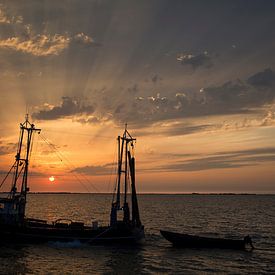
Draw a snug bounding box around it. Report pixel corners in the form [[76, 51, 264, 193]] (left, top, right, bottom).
[[0, 116, 144, 244], [160, 230, 254, 250]]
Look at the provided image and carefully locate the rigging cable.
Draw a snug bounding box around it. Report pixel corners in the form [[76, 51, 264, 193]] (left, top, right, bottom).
[[39, 134, 100, 193], [43, 129, 113, 139], [30, 130, 39, 170], [0, 161, 15, 189], [39, 134, 93, 193], [107, 140, 117, 194]]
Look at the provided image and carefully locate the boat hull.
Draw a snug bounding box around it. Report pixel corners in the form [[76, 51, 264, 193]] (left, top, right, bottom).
[[0, 222, 145, 245], [160, 230, 250, 250]]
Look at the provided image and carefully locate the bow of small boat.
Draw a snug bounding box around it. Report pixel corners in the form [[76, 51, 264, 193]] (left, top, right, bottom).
[[160, 230, 253, 250], [160, 230, 187, 243], [160, 230, 205, 247]]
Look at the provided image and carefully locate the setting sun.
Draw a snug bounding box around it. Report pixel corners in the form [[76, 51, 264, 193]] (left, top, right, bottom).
[[49, 176, 55, 182]]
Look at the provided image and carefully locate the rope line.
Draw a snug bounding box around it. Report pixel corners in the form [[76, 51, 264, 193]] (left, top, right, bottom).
[[39, 134, 100, 193], [107, 141, 117, 194], [88, 227, 112, 244]]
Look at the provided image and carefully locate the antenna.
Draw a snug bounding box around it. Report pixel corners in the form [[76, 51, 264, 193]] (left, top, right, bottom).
[[25, 104, 29, 118]]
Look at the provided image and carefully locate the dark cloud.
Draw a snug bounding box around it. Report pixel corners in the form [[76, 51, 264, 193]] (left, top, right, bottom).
[[31, 68, 275, 130], [151, 147, 275, 172], [110, 71, 275, 126], [151, 74, 162, 84], [72, 33, 102, 48], [114, 103, 126, 114], [71, 163, 114, 176], [127, 84, 139, 94], [177, 51, 212, 69], [247, 68, 275, 88], [32, 96, 94, 120], [9, 0, 270, 134], [196, 72, 275, 117]]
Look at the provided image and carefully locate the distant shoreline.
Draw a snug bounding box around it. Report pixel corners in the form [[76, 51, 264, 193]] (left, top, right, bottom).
[[1, 192, 273, 195]]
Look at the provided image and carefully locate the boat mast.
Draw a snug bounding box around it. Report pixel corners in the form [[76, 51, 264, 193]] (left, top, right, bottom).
[[124, 124, 128, 205], [11, 122, 24, 196], [115, 125, 132, 207], [116, 136, 121, 208], [10, 114, 41, 200], [116, 135, 124, 209], [111, 125, 140, 226], [128, 149, 141, 226]]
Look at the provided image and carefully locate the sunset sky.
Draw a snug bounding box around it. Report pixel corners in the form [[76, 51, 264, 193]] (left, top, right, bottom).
[[0, 0, 275, 193]]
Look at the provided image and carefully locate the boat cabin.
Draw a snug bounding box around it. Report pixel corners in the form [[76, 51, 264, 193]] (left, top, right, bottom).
[[0, 195, 25, 225]]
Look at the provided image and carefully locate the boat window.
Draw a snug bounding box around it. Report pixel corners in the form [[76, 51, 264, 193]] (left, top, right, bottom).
[[0, 203, 4, 209]]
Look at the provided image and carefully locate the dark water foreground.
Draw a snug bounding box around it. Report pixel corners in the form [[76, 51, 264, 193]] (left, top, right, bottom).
[[0, 194, 274, 274]]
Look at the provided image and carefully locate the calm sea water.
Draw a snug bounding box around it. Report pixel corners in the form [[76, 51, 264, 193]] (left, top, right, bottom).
[[0, 194, 274, 274]]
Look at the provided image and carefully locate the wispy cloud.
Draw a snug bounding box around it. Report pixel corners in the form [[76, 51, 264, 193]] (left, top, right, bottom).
[[0, 5, 23, 24], [0, 169, 45, 177], [134, 122, 215, 137], [0, 4, 100, 57], [71, 147, 275, 175], [0, 35, 70, 56], [0, 140, 17, 156], [261, 109, 275, 126], [151, 147, 275, 172], [0, 32, 100, 57], [0, 6, 10, 24]]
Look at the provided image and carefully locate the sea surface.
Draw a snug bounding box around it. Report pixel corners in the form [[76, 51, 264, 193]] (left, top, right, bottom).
[[0, 194, 274, 274]]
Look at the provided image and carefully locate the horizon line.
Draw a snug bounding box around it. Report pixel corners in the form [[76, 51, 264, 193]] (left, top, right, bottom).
[[1, 192, 272, 195]]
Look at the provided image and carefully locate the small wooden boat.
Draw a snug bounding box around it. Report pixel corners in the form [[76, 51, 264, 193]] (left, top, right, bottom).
[[160, 230, 254, 250]]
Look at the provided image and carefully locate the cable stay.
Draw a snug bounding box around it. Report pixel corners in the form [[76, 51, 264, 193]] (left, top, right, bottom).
[[42, 129, 113, 139], [38, 133, 101, 193]]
